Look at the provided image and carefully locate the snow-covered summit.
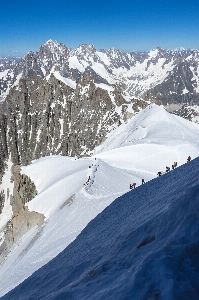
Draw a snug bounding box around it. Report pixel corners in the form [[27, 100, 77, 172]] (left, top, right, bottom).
[[95, 104, 199, 154]]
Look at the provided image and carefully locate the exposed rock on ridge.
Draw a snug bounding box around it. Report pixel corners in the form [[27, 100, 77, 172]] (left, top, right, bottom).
[[0, 74, 145, 168], [1, 41, 199, 108], [0, 166, 44, 264]]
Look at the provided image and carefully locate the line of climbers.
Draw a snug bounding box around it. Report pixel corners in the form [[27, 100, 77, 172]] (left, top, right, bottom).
[[157, 161, 177, 177], [157, 156, 191, 177], [130, 156, 191, 189], [130, 178, 145, 189]]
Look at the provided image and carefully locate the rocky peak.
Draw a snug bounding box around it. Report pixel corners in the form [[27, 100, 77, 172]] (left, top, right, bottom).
[[73, 44, 96, 57], [44, 39, 68, 52]]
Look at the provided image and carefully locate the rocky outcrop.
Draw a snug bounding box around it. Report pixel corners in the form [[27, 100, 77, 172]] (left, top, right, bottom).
[[0, 67, 146, 262], [0, 74, 142, 169], [1, 41, 199, 107], [0, 166, 44, 263], [0, 190, 5, 214], [172, 104, 199, 123], [144, 90, 162, 106]]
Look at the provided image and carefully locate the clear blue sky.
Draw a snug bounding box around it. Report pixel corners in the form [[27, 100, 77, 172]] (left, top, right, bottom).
[[1, 0, 199, 57]]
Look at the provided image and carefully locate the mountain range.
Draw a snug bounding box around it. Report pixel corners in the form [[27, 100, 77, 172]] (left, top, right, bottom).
[[0, 40, 199, 298], [1, 40, 199, 113]]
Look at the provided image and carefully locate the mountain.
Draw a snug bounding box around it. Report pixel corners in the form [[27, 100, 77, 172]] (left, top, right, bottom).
[[1, 41, 199, 106], [0, 66, 147, 175], [0, 104, 199, 297], [1, 40, 199, 297], [1, 154, 199, 299], [1, 41, 199, 176]]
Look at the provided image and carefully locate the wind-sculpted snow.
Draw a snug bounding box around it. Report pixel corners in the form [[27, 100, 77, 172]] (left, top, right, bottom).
[[1, 157, 199, 300]]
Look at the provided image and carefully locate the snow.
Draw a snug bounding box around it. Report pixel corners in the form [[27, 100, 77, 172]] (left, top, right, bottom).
[[0, 70, 9, 80], [148, 48, 159, 58], [95, 82, 114, 92], [53, 71, 76, 89], [22, 156, 90, 217], [0, 104, 199, 298], [96, 51, 111, 66], [68, 56, 88, 72], [41, 67, 46, 76], [46, 69, 76, 89], [91, 62, 116, 84], [121, 93, 132, 102], [182, 87, 189, 94], [2, 156, 199, 300], [95, 104, 199, 154]]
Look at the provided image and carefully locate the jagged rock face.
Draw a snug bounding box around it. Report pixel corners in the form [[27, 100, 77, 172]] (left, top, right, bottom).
[[0, 166, 44, 263], [0, 190, 5, 214], [150, 60, 198, 105], [0, 71, 146, 261], [172, 104, 199, 123], [1, 41, 199, 106], [0, 74, 145, 168]]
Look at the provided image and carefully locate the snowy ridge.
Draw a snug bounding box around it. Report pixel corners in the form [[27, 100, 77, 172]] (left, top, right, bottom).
[[46, 68, 77, 89], [0, 105, 199, 297], [2, 157, 199, 300]]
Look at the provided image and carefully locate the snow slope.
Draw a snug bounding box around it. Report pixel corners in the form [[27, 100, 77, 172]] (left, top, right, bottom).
[[0, 104, 199, 297], [2, 157, 199, 300]]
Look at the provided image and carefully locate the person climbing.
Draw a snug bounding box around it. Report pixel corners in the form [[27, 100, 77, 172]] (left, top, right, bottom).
[[166, 166, 170, 172], [86, 176, 91, 184], [142, 179, 145, 184], [172, 165, 174, 170], [174, 162, 177, 168], [130, 182, 136, 189], [157, 171, 162, 177], [187, 156, 191, 162]]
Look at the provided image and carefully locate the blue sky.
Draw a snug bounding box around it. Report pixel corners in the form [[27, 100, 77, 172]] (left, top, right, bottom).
[[1, 0, 199, 56]]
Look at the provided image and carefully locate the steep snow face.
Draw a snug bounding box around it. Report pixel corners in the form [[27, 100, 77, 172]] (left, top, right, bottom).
[[95, 104, 199, 154], [2, 158, 199, 300], [0, 105, 199, 297]]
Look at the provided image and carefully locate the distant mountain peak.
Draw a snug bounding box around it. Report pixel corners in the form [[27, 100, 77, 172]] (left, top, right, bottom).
[[75, 44, 96, 55], [45, 39, 58, 45]]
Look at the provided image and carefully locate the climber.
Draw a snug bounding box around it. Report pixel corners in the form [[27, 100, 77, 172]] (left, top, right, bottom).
[[187, 156, 191, 162], [157, 171, 162, 177], [130, 182, 136, 189], [142, 179, 145, 184], [174, 162, 177, 168], [86, 176, 91, 184], [166, 166, 170, 172]]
